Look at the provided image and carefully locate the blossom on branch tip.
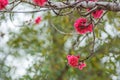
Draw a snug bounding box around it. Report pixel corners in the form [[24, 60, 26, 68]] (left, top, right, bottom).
[[88, 0, 104, 19], [92, 10, 103, 19], [67, 55, 80, 67], [78, 62, 86, 70], [0, 0, 8, 10], [74, 18, 93, 34], [33, 0, 47, 6], [35, 16, 41, 24]]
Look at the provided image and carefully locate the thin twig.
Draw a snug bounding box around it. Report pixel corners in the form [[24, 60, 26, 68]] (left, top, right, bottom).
[[49, 20, 80, 35], [0, 9, 51, 13], [9, 0, 20, 4], [80, 22, 96, 62], [95, 11, 108, 26], [74, 34, 88, 48], [10, 1, 21, 11], [82, 6, 98, 16]]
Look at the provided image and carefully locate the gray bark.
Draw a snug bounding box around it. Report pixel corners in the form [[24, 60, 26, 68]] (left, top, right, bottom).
[[45, 1, 120, 11]]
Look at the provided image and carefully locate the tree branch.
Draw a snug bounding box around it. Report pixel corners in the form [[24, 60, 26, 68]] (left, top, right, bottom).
[[0, 1, 120, 14], [45, 1, 120, 11]]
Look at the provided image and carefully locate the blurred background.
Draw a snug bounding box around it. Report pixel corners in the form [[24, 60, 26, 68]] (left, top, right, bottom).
[[0, 0, 120, 80]]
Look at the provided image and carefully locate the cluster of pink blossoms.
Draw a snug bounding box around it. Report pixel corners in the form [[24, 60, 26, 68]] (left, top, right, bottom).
[[74, 0, 103, 34], [67, 55, 86, 70], [33, 0, 47, 6], [0, 0, 8, 10]]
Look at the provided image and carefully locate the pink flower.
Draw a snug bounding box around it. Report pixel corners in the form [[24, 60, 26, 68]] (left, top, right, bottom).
[[78, 62, 86, 70], [67, 55, 80, 67], [0, 0, 8, 10], [74, 18, 93, 34], [88, 0, 103, 19], [35, 16, 41, 24], [92, 10, 103, 19], [33, 0, 47, 6]]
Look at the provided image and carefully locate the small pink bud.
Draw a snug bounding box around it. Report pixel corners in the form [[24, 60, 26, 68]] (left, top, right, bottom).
[[35, 16, 41, 24], [78, 62, 86, 70]]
